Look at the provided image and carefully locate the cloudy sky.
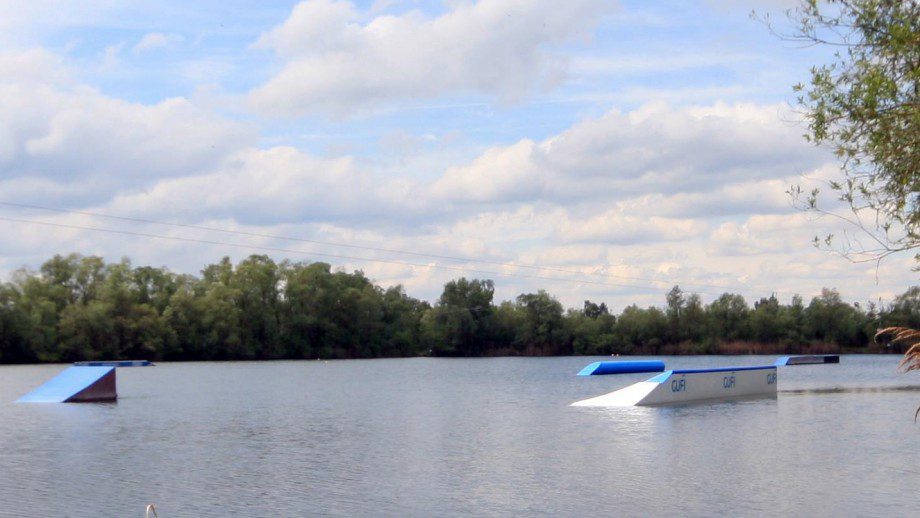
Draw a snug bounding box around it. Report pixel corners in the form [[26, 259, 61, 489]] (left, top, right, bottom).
[[0, 0, 915, 309]]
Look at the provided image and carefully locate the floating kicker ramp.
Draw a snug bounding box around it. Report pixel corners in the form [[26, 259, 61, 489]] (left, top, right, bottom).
[[17, 366, 117, 403], [571, 366, 778, 407]]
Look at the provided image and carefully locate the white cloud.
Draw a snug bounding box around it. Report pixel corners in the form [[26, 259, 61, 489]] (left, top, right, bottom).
[[430, 101, 824, 206], [20, 95, 248, 179], [553, 211, 708, 245], [442, 204, 559, 245], [432, 140, 543, 203], [0, 47, 68, 84], [133, 32, 184, 53], [0, 49, 254, 204], [708, 213, 816, 256], [632, 177, 795, 218], [103, 146, 425, 225], [249, 0, 615, 115]]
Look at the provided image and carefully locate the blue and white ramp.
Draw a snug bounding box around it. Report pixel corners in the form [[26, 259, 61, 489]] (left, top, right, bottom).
[[17, 366, 117, 403], [571, 366, 778, 407], [577, 360, 665, 376]]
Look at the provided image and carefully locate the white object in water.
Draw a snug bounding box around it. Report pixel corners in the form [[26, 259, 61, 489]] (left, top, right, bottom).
[[571, 366, 777, 407]]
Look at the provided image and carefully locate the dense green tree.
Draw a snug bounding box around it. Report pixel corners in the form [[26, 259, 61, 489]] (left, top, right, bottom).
[[131, 265, 180, 313], [882, 286, 920, 328], [750, 295, 784, 343], [0, 284, 33, 363], [582, 300, 609, 319], [197, 281, 244, 360], [707, 293, 750, 341], [803, 288, 864, 346], [514, 290, 569, 355], [683, 294, 707, 344], [787, 294, 807, 342], [379, 286, 428, 357], [570, 301, 617, 355], [38, 254, 80, 310], [233, 255, 282, 359], [490, 301, 524, 353], [161, 285, 203, 360], [278, 262, 330, 359], [73, 256, 106, 305], [665, 285, 686, 343], [615, 305, 668, 355], [422, 278, 494, 356], [325, 272, 385, 358], [57, 301, 114, 361]]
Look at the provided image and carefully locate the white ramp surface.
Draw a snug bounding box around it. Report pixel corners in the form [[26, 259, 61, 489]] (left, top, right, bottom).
[[572, 366, 777, 407]]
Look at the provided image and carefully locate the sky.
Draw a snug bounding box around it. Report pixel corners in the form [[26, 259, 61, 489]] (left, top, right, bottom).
[[0, 0, 915, 310]]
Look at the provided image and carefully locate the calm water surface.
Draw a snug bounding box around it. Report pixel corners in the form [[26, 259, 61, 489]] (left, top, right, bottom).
[[1, 355, 919, 516]]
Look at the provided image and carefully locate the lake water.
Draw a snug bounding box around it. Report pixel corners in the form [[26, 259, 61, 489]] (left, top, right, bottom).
[[1, 355, 919, 517]]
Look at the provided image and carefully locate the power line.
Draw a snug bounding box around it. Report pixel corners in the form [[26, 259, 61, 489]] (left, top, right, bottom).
[[0, 201, 740, 293], [0, 215, 671, 293]]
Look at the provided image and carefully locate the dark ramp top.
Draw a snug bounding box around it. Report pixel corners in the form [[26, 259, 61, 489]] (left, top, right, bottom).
[[775, 355, 840, 366], [577, 360, 666, 376], [17, 366, 117, 403], [74, 360, 153, 367]]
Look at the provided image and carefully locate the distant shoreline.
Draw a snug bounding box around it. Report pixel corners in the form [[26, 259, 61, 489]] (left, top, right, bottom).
[[1, 253, 916, 364], [0, 346, 897, 366]]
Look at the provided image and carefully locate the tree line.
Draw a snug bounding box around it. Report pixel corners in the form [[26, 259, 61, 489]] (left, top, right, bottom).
[[0, 254, 917, 363]]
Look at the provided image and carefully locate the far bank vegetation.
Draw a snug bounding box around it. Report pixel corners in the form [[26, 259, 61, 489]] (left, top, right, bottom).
[[1, 254, 917, 363]]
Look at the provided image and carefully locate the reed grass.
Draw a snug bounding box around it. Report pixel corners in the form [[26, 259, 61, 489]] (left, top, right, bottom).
[[875, 326, 920, 420], [875, 327, 920, 372]]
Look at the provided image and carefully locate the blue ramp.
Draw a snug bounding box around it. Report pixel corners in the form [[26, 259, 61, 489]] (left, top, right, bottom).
[[577, 360, 666, 376], [17, 366, 117, 403]]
